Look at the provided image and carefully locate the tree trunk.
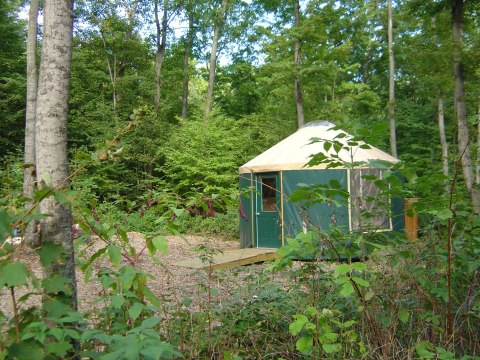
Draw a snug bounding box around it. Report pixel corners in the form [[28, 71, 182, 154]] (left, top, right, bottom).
[[452, 0, 479, 213], [118, 0, 139, 78], [154, 0, 168, 110], [204, 0, 229, 118], [388, 0, 397, 157], [293, 0, 304, 129], [476, 103, 480, 185], [437, 97, 449, 192], [23, 0, 39, 246], [35, 0, 77, 309], [181, 5, 193, 119]]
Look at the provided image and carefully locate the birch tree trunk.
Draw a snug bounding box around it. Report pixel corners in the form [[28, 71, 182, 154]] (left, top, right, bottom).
[[452, 0, 480, 213], [294, 0, 305, 129], [204, 0, 228, 118], [35, 0, 77, 308], [154, 0, 168, 110], [388, 0, 397, 157], [437, 97, 449, 192], [23, 0, 39, 246], [181, 5, 193, 119]]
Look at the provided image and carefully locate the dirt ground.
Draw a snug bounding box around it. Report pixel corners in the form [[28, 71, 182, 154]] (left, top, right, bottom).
[[1, 233, 272, 318]]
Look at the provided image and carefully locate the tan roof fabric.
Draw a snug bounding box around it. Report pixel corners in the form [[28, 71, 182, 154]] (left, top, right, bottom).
[[239, 121, 399, 174]]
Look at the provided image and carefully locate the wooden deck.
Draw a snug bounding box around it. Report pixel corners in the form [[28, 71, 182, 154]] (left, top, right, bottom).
[[172, 248, 280, 270]]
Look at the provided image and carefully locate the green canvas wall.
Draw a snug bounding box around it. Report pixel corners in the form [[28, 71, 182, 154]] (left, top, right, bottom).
[[282, 169, 349, 238], [239, 169, 406, 249]]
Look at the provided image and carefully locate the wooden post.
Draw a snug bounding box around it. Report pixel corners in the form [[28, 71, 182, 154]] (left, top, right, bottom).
[[405, 198, 418, 240]]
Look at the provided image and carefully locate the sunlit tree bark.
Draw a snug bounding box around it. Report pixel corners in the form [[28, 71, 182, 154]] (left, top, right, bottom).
[[23, 0, 39, 246], [181, 3, 194, 119], [452, 0, 480, 214], [35, 0, 77, 308], [154, 0, 168, 110], [205, 0, 229, 118], [388, 0, 397, 157], [293, 0, 304, 128], [437, 97, 449, 192]]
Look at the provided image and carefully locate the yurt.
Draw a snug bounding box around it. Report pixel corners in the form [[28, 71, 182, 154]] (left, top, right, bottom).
[[238, 121, 405, 249]]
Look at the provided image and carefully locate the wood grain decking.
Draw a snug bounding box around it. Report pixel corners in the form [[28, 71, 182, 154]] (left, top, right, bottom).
[[172, 248, 280, 270]]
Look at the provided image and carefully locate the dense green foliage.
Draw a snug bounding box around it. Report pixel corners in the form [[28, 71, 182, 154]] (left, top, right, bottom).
[[1, 0, 480, 358], [0, 0, 26, 158]]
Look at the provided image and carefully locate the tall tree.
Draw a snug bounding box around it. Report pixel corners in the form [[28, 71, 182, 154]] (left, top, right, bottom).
[[23, 0, 39, 246], [154, 0, 168, 110], [437, 96, 449, 192], [181, 0, 194, 119], [204, 0, 229, 118], [35, 0, 77, 307], [387, 0, 397, 157], [451, 0, 480, 214], [293, 0, 304, 128]]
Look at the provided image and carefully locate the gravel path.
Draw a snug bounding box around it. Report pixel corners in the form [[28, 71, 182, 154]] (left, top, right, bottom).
[[1, 233, 271, 318]]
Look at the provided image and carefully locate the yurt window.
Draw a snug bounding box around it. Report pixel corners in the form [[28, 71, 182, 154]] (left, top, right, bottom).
[[350, 169, 391, 231], [261, 177, 277, 211]]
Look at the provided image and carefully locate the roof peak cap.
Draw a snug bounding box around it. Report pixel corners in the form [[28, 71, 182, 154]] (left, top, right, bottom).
[[300, 120, 335, 129]]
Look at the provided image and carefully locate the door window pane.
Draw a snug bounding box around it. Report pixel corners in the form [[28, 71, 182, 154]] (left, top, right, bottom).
[[261, 177, 277, 211]]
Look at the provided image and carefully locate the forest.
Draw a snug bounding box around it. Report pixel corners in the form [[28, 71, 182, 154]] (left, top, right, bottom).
[[1, 0, 480, 358]]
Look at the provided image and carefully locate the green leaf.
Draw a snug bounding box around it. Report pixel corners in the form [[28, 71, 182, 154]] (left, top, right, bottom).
[[141, 316, 161, 329], [322, 343, 341, 353], [435, 347, 455, 360], [7, 342, 44, 360], [342, 320, 355, 328], [43, 298, 71, 317], [296, 336, 313, 354], [110, 295, 124, 308], [37, 243, 64, 268], [140, 343, 183, 359], [416, 341, 435, 359], [305, 306, 318, 317], [117, 228, 129, 243], [286, 237, 300, 249], [319, 332, 338, 343], [334, 264, 350, 276], [0, 262, 28, 287], [398, 309, 409, 324], [172, 208, 184, 217], [350, 262, 366, 271], [340, 282, 354, 297], [108, 245, 122, 266], [52, 190, 70, 205], [43, 275, 72, 295], [129, 302, 144, 322], [333, 275, 349, 285], [152, 236, 169, 254], [323, 141, 332, 152], [142, 285, 160, 306], [352, 277, 369, 287], [289, 314, 309, 336], [434, 208, 453, 220], [277, 246, 292, 257], [46, 341, 72, 357]]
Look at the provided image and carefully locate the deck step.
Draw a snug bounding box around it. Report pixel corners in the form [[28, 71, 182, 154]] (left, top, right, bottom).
[[172, 248, 280, 270]]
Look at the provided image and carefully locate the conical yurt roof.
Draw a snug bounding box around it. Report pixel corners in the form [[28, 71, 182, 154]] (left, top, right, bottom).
[[239, 121, 399, 174]]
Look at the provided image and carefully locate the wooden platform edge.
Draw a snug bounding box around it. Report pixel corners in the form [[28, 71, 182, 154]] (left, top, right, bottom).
[[173, 248, 281, 270], [210, 251, 280, 270]]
